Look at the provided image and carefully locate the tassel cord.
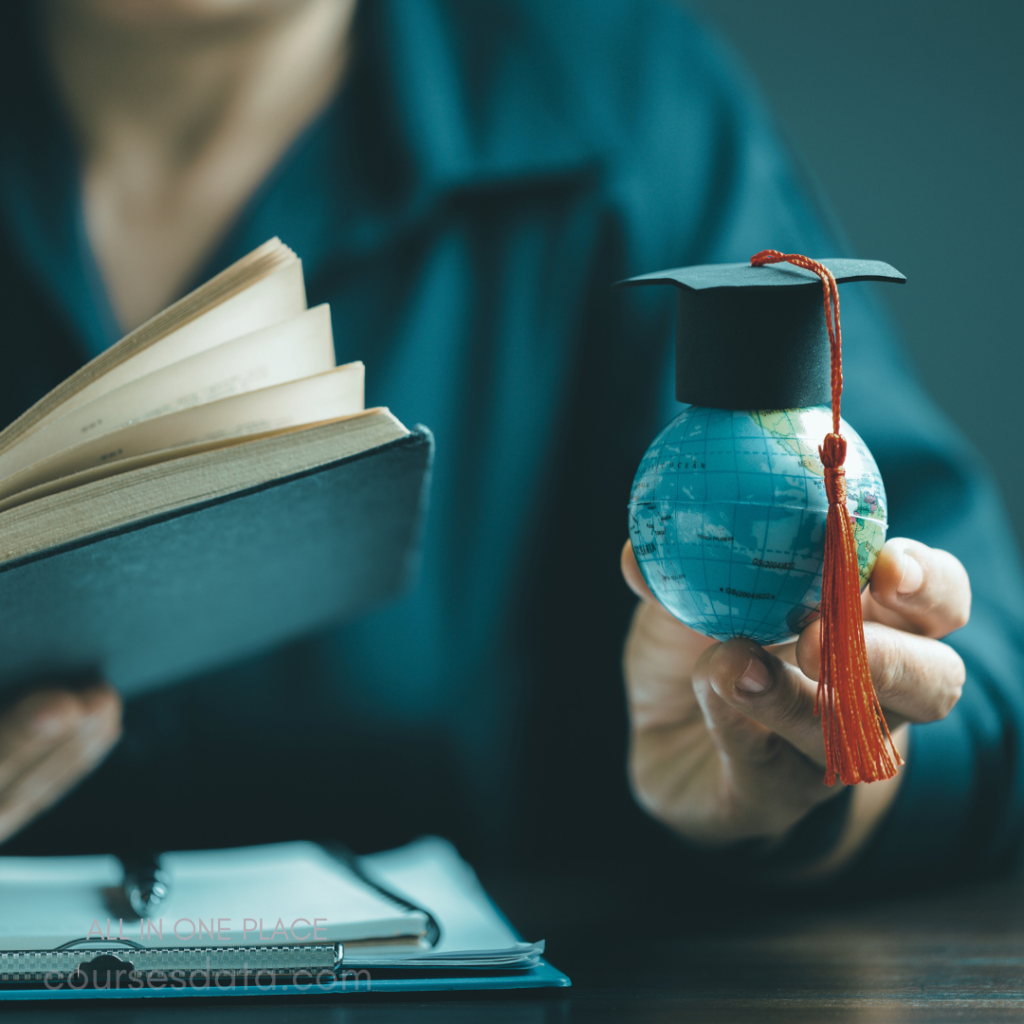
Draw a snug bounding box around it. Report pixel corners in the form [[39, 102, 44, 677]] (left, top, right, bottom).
[[749, 250, 902, 785]]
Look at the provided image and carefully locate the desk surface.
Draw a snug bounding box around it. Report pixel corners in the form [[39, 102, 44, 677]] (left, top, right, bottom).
[[6, 872, 1024, 1022]]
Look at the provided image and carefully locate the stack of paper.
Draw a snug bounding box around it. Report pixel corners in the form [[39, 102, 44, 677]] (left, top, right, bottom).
[[352, 838, 544, 969]]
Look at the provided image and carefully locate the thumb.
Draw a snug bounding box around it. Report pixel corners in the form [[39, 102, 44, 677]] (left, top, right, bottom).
[[703, 638, 827, 766]]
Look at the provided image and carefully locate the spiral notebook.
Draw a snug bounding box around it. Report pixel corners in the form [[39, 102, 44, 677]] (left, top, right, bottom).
[[0, 837, 568, 1000]]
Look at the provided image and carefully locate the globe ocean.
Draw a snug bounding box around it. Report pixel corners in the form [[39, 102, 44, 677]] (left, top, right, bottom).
[[628, 405, 886, 646]]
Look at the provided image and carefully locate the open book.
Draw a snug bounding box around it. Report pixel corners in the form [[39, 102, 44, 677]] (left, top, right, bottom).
[[0, 238, 405, 562], [0, 239, 431, 696]]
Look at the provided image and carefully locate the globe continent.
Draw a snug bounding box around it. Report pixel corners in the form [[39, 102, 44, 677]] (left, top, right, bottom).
[[628, 406, 887, 646]]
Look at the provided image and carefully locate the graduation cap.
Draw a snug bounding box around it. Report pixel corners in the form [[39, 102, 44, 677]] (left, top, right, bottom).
[[618, 257, 905, 409]]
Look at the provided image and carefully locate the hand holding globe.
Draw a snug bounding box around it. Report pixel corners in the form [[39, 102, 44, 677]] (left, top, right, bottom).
[[620, 534, 969, 860], [618, 253, 970, 862]]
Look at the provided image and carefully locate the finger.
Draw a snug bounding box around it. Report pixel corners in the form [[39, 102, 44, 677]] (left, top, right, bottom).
[[623, 600, 718, 730], [690, 646, 837, 823], [697, 638, 829, 766], [0, 684, 122, 793], [767, 637, 799, 667], [621, 537, 723, 661], [0, 713, 120, 844], [621, 539, 657, 602], [75, 683, 123, 726], [0, 691, 85, 791], [796, 619, 964, 726], [0, 689, 81, 746], [865, 538, 971, 639], [621, 539, 719, 726]]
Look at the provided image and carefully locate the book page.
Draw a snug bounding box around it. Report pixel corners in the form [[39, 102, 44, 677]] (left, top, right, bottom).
[[0, 249, 306, 455], [0, 409, 408, 560], [0, 305, 335, 481], [0, 363, 364, 502], [42, 260, 309, 425]]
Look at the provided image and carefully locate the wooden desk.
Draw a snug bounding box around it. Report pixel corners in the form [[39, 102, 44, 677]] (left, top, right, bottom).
[[551, 877, 1024, 1022], [6, 874, 1024, 1022]]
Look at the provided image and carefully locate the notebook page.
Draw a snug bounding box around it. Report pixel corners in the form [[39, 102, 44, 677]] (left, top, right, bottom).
[[353, 837, 543, 967], [0, 842, 424, 950]]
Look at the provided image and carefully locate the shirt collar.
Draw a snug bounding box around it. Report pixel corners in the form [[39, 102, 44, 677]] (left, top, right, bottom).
[[204, 0, 607, 288]]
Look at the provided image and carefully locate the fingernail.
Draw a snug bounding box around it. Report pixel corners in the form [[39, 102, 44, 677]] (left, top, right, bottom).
[[735, 656, 771, 694], [897, 549, 924, 596]]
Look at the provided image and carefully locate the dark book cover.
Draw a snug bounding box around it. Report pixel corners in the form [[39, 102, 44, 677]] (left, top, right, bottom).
[[0, 427, 432, 698]]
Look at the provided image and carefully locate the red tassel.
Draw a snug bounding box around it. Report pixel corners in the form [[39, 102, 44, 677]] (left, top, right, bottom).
[[750, 250, 902, 785]]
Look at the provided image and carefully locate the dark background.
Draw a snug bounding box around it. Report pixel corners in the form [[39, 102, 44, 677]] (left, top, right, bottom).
[[684, 0, 1024, 549]]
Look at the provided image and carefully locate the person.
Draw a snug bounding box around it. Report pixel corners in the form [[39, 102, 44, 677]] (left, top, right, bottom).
[[0, 0, 1019, 897]]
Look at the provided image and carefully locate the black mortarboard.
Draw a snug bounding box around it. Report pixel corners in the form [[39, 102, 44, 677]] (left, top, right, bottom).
[[618, 258, 905, 409]]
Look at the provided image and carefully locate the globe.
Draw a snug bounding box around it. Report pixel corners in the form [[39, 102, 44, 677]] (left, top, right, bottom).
[[628, 406, 887, 646]]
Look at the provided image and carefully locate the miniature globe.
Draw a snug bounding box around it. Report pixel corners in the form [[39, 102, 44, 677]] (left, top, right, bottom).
[[628, 406, 886, 646]]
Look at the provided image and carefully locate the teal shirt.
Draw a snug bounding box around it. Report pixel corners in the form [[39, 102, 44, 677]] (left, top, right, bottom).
[[3, 0, 1024, 892]]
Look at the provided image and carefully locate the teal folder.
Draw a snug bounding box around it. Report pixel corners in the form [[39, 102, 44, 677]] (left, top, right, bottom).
[[0, 960, 570, 1001]]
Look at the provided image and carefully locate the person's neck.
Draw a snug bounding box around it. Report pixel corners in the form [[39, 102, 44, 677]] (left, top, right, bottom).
[[45, 1, 355, 172], [42, 0, 359, 331]]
